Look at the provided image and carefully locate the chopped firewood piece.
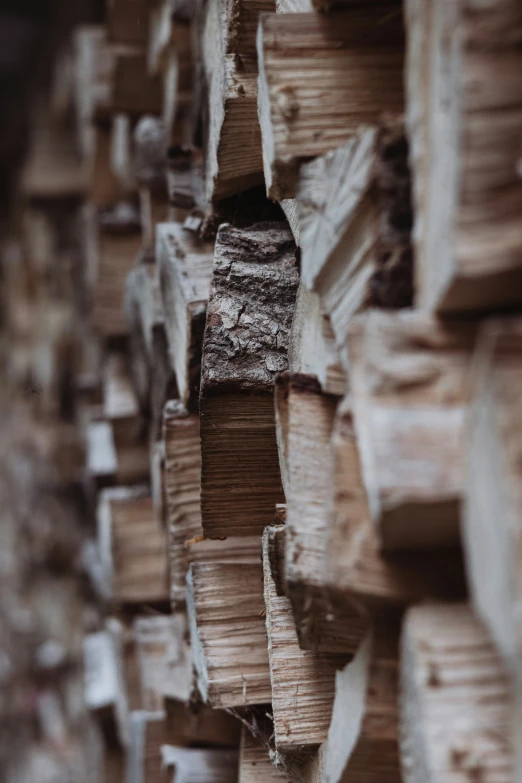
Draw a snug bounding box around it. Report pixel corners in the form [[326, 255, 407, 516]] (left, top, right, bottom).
[[239, 726, 287, 783], [157, 222, 214, 408], [257, 8, 404, 199], [321, 618, 401, 783], [202, 0, 274, 200], [97, 487, 169, 605], [186, 535, 262, 567], [187, 562, 271, 707], [164, 400, 203, 605], [288, 283, 347, 398], [262, 528, 352, 758], [348, 310, 476, 551], [464, 318, 522, 670], [401, 604, 513, 783], [162, 746, 239, 783], [283, 376, 367, 653], [326, 399, 466, 608], [406, 0, 522, 312], [200, 223, 298, 537], [297, 120, 413, 359], [133, 614, 192, 708]]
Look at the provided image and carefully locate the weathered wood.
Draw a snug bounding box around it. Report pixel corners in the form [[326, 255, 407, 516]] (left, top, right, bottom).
[[157, 222, 214, 408], [133, 614, 192, 708], [257, 8, 404, 199], [288, 283, 346, 398], [202, 0, 275, 201], [163, 400, 203, 605], [162, 746, 239, 783], [239, 727, 287, 783], [187, 561, 271, 707], [348, 310, 476, 551], [97, 487, 169, 605], [127, 711, 171, 783], [400, 603, 513, 783], [406, 0, 522, 313], [463, 318, 522, 672], [262, 528, 351, 758], [322, 618, 401, 783], [326, 398, 466, 609], [297, 120, 413, 357], [74, 26, 114, 159], [86, 419, 118, 486], [84, 627, 129, 746], [200, 223, 298, 537]]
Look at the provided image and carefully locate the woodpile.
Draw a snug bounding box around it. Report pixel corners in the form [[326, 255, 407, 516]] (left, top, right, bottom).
[[3, 0, 522, 781]]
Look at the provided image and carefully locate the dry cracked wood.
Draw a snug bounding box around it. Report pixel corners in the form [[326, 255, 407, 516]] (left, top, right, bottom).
[[97, 487, 169, 605], [463, 318, 522, 672], [322, 618, 401, 783], [157, 222, 215, 408], [257, 7, 404, 199], [406, 0, 522, 313], [297, 119, 413, 360], [400, 603, 513, 783], [200, 223, 298, 537], [187, 561, 271, 707], [348, 310, 476, 551], [326, 398, 466, 610], [202, 0, 274, 200], [283, 376, 367, 653], [262, 528, 352, 758]]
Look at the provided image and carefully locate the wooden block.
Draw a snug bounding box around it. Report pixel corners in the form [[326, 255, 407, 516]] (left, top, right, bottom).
[[262, 528, 351, 757], [103, 352, 140, 422], [200, 223, 298, 537], [406, 0, 522, 313], [186, 535, 262, 567], [283, 376, 367, 653], [326, 399, 466, 609], [401, 603, 513, 783], [112, 52, 163, 116], [348, 310, 476, 551], [463, 318, 522, 671], [164, 698, 242, 748], [162, 746, 239, 783], [86, 419, 118, 486], [239, 726, 287, 783], [84, 627, 129, 746], [157, 222, 214, 408], [322, 618, 400, 783], [97, 487, 169, 605], [133, 614, 192, 708], [128, 711, 171, 783], [163, 400, 203, 605], [187, 561, 271, 707], [297, 120, 413, 357], [108, 0, 150, 46], [202, 0, 275, 200], [257, 8, 404, 199], [288, 282, 346, 398]]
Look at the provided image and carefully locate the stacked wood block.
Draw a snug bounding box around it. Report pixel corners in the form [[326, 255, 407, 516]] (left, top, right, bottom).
[[12, 0, 522, 781]]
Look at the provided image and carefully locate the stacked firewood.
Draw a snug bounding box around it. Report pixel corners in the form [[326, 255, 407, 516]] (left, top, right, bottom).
[[50, 0, 522, 781]]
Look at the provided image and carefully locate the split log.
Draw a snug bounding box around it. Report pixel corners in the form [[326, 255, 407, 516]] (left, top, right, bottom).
[[262, 527, 351, 758], [400, 603, 513, 783], [157, 222, 214, 408], [185, 535, 262, 567], [133, 614, 192, 708], [163, 400, 203, 605], [200, 223, 298, 537], [297, 120, 413, 359], [187, 561, 271, 707], [288, 283, 346, 398], [348, 310, 476, 551], [322, 618, 400, 783], [97, 487, 170, 605], [162, 746, 239, 783], [239, 727, 287, 783], [282, 376, 367, 653], [202, 0, 275, 201], [326, 398, 466, 609], [463, 318, 522, 671], [257, 7, 404, 199], [405, 0, 522, 313]]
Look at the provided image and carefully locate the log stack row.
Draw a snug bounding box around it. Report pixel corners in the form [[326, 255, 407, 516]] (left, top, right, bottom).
[[58, 0, 522, 781]]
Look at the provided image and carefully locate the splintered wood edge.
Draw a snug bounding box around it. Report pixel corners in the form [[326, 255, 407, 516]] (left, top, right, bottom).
[[186, 565, 210, 703]]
